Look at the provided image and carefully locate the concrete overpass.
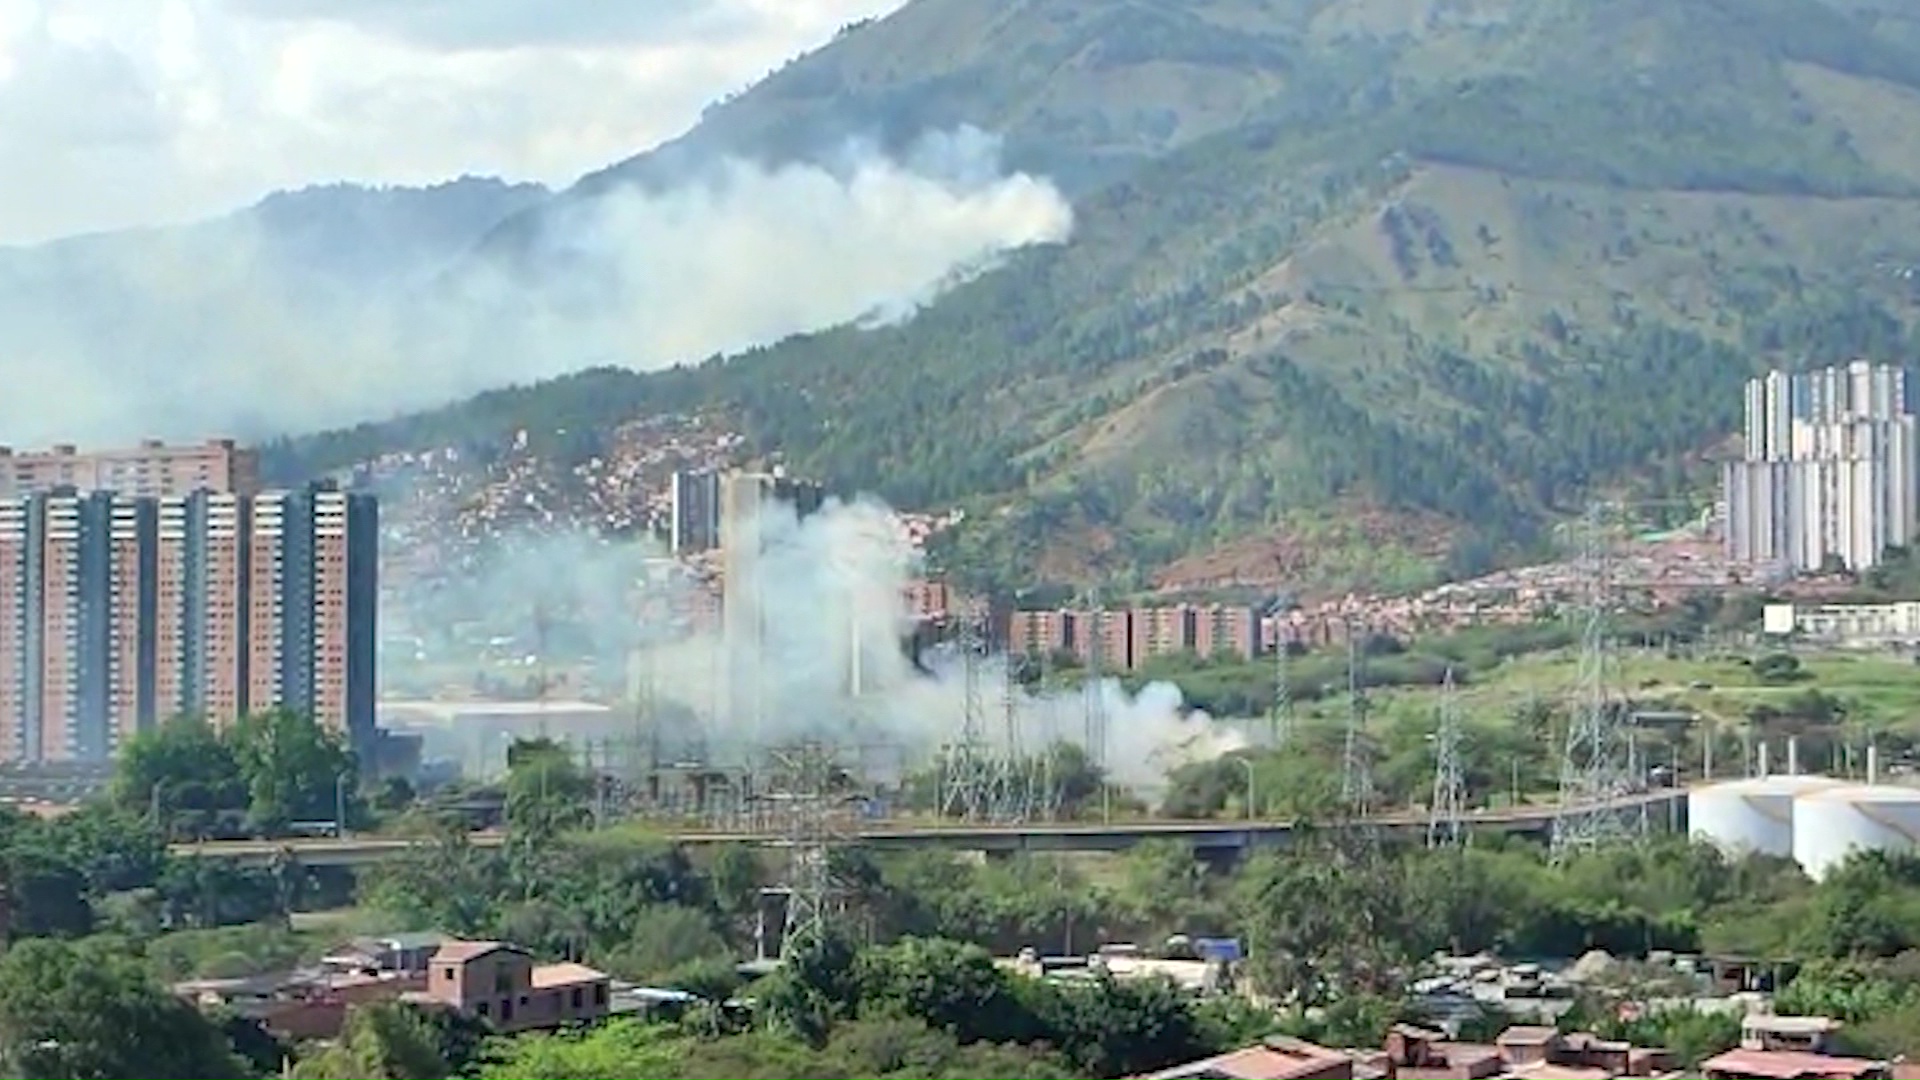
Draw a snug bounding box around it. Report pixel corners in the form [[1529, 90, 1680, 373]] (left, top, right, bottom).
[[168, 789, 1688, 868]]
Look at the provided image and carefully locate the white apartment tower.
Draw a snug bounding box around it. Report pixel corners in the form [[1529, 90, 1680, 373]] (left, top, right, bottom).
[[1725, 361, 1918, 572]]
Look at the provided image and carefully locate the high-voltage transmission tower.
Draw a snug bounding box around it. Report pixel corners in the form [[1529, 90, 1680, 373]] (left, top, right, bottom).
[[1271, 625, 1295, 749], [1082, 589, 1109, 778], [1427, 666, 1466, 850], [758, 742, 851, 960], [1551, 502, 1644, 863], [991, 653, 1040, 823], [938, 610, 997, 822], [1339, 618, 1375, 819], [1031, 648, 1065, 822]]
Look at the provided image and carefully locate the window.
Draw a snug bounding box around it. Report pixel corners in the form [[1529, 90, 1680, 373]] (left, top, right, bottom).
[[593, 984, 607, 1006], [570, 987, 583, 1010], [494, 967, 514, 994], [476, 1002, 489, 1018]]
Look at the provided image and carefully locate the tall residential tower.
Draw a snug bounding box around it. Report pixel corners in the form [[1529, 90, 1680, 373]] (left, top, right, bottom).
[[0, 479, 377, 764], [1724, 361, 1919, 572]]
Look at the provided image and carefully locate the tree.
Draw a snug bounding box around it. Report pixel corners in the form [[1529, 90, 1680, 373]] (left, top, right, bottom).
[[111, 719, 249, 837], [505, 739, 594, 843], [229, 709, 360, 833], [594, 904, 731, 983], [0, 938, 248, 1079], [856, 937, 1041, 1046], [289, 1001, 449, 1080]]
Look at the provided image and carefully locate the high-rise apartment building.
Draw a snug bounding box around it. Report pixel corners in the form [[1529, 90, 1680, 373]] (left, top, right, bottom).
[[0, 481, 376, 764], [1725, 362, 1919, 572], [718, 469, 825, 735], [668, 470, 722, 555], [0, 439, 260, 499]]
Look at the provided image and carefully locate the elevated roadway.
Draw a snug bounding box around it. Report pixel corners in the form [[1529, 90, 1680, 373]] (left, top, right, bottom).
[[169, 788, 1688, 868]]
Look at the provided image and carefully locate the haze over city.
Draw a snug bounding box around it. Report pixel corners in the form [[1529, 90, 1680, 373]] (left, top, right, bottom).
[[7, 0, 1920, 1075]]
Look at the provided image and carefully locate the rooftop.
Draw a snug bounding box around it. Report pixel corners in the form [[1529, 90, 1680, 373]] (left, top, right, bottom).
[[1744, 1015, 1846, 1035], [1703, 1049, 1889, 1079], [1498, 1026, 1562, 1046], [530, 962, 608, 990], [1137, 1037, 1351, 1080], [432, 941, 523, 964]]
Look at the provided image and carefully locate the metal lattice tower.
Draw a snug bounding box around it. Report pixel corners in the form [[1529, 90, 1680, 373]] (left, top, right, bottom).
[[1083, 590, 1109, 776], [1271, 627, 1294, 749], [1032, 648, 1064, 822], [1339, 620, 1375, 817], [991, 653, 1031, 822], [758, 742, 849, 960], [1428, 666, 1466, 849], [1551, 502, 1644, 862], [938, 611, 995, 821]]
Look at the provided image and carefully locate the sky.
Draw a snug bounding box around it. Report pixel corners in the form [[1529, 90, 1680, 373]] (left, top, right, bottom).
[[0, 0, 910, 245]]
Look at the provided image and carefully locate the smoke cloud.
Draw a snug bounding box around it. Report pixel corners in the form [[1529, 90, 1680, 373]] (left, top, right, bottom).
[[390, 495, 1241, 797], [0, 126, 1072, 448]]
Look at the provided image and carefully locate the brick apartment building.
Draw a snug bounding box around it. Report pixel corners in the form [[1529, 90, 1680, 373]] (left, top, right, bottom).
[[0, 463, 377, 763], [1009, 604, 1264, 671], [426, 941, 610, 1033], [0, 439, 260, 499]]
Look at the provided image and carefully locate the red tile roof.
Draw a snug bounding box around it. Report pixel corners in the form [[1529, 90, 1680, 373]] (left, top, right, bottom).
[[431, 941, 525, 964], [1136, 1038, 1351, 1080], [529, 962, 607, 990], [1702, 1049, 1889, 1079]]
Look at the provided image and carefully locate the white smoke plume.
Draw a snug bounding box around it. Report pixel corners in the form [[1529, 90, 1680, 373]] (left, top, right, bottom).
[[0, 126, 1072, 448], [392, 495, 1242, 797]]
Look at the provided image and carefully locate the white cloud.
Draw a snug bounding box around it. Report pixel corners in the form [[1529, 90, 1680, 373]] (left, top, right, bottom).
[[0, 0, 908, 245]]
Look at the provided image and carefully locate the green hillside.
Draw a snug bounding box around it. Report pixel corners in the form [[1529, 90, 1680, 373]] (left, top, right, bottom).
[[275, 0, 1920, 592]]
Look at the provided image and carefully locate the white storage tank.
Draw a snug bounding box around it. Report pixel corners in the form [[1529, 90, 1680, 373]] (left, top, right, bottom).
[[1689, 776, 1845, 858], [1792, 784, 1920, 882]]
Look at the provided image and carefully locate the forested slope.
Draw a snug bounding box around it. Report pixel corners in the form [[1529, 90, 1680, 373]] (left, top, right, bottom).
[[273, 0, 1920, 589]]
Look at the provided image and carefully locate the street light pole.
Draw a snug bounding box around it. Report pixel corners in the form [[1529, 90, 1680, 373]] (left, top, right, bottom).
[[1237, 757, 1257, 821], [335, 772, 350, 838]]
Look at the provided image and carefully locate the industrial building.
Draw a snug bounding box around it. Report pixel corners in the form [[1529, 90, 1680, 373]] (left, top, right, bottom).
[[1688, 748, 1920, 882], [0, 438, 260, 499], [0, 480, 378, 764], [1724, 362, 1919, 572], [1761, 599, 1920, 649]]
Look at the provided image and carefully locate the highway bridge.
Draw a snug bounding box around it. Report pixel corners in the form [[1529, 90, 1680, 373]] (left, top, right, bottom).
[[168, 788, 1688, 868]]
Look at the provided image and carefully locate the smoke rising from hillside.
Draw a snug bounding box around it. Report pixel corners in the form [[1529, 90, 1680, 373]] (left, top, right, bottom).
[[0, 126, 1071, 448], [398, 495, 1239, 796]]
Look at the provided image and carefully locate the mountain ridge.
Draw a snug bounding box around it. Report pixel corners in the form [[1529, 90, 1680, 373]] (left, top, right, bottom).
[[272, 0, 1920, 591], [35, 0, 1920, 593]]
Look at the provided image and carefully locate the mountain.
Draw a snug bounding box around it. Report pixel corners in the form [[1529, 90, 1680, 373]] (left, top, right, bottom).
[[0, 177, 549, 445], [257, 0, 1920, 589]]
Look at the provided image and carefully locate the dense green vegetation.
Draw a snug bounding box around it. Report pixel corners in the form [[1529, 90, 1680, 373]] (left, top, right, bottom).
[[268, 0, 1920, 589], [6, 714, 1920, 1075]]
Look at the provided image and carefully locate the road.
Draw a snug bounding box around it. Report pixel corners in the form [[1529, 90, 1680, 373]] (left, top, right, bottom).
[[168, 788, 1689, 866]]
